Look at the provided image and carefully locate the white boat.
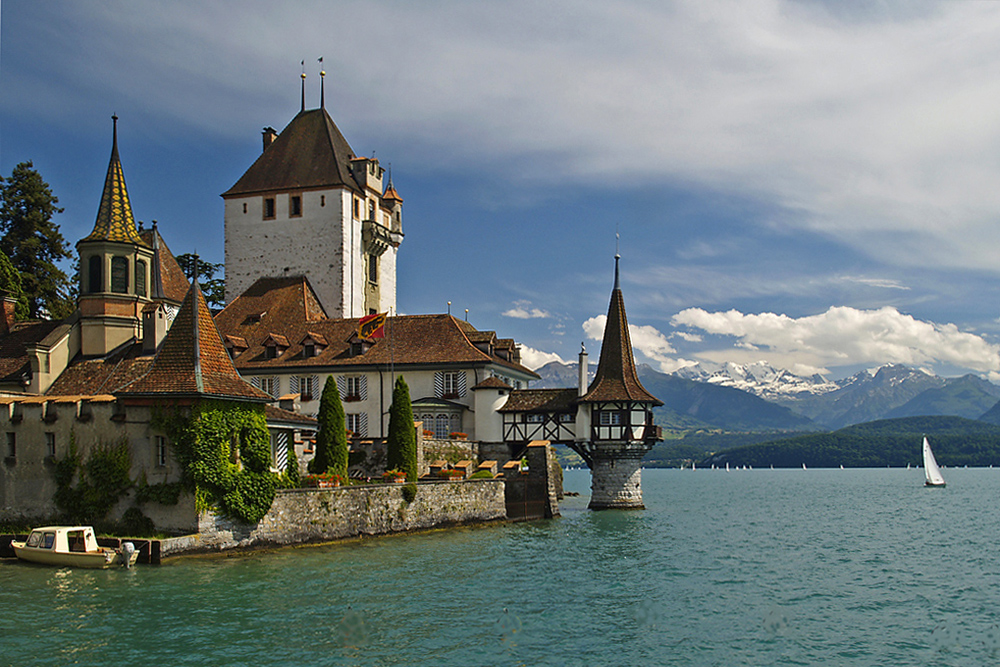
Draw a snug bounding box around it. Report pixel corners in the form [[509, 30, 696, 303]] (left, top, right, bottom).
[[11, 526, 138, 568], [922, 437, 946, 487]]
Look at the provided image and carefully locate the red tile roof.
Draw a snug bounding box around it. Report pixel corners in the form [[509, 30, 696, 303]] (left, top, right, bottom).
[[139, 226, 189, 304], [215, 278, 538, 378], [498, 388, 578, 413], [0, 320, 65, 388], [118, 284, 271, 401]]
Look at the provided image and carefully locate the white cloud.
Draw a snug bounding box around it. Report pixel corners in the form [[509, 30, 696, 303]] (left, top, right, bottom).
[[517, 345, 567, 370], [584, 315, 696, 373], [672, 306, 1000, 374], [502, 304, 551, 319]]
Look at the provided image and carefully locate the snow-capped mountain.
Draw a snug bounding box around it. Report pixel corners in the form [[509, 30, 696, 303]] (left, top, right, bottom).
[[673, 361, 839, 400]]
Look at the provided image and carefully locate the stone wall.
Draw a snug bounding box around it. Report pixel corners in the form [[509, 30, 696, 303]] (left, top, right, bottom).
[[161, 479, 506, 556]]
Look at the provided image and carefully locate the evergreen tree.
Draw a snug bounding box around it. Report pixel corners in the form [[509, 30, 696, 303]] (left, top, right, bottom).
[[0, 162, 72, 318], [308, 376, 348, 478], [176, 253, 225, 310], [0, 247, 29, 321], [386, 375, 417, 481]]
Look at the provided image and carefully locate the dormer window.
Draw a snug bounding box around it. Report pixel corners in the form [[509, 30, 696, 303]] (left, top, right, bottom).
[[261, 333, 289, 360], [299, 332, 328, 359], [303, 344, 315, 358], [225, 335, 248, 360]]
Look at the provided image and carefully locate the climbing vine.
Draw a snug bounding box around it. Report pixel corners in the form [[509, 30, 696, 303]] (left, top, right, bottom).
[[155, 400, 278, 524], [53, 432, 133, 524]]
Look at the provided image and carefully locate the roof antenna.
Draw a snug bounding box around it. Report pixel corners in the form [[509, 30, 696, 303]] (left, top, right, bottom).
[[300, 60, 306, 112], [614, 224, 621, 290], [319, 57, 325, 109]]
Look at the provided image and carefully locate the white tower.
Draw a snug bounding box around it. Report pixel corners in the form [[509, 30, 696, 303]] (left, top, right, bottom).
[[222, 81, 402, 317]]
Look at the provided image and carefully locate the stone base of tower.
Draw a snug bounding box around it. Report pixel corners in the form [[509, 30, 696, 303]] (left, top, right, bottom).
[[588, 452, 646, 510]]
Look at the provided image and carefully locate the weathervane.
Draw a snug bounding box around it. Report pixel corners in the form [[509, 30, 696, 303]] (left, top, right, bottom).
[[319, 57, 325, 109], [300, 60, 306, 112]]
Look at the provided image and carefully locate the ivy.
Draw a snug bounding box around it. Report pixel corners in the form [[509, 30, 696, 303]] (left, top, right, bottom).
[[155, 400, 278, 524], [52, 433, 133, 524], [134, 471, 184, 506]]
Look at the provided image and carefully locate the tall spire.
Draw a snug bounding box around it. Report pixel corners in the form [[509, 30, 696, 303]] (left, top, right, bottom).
[[319, 57, 325, 109], [80, 115, 146, 245], [300, 60, 306, 113], [579, 257, 661, 405]]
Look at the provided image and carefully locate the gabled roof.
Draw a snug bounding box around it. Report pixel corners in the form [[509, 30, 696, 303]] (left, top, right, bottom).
[[79, 116, 147, 247], [118, 282, 271, 401], [0, 320, 65, 388], [214, 278, 538, 378], [579, 259, 661, 405], [222, 108, 360, 197], [498, 388, 578, 413]]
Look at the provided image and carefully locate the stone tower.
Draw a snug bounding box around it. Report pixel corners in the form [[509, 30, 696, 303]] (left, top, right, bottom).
[[222, 93, 403, 317], [76, 116, 155, 357], [576, 256, 663, 509]]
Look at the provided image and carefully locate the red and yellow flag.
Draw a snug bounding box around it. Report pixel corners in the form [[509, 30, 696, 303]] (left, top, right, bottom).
[[358, 312, 387, 339]]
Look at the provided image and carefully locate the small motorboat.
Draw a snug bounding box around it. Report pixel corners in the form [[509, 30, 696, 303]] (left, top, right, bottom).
[[11, 526, 138, 568]]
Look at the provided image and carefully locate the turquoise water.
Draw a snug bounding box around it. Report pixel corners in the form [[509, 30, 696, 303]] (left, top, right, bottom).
[[2, 467, 999, 666]]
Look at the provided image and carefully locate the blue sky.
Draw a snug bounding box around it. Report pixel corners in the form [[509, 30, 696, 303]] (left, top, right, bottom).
[[5, 0, 1000, 380]]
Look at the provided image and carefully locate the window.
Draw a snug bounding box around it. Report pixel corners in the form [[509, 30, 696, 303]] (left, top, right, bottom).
[[343, 376, 365, 400], [290, 195, 302, 217], [368, 200, 375, 220], [435, 414, 451, 439], [135, 260, 147, 297], [600, 411, 622, 426], [345, 413, 368, 438], [443, 372, 460, 397], [155, 436, 168, 467], [111, 256, 129, 293], [5, 432, 14, 459], [303, 344, 315, 358], [354, 198, 360, 219], [265, 345, 279, 360], [525, 414, 545, 423], [88, 255, 103, 293], [263, 197, 275, 219], [559, 413, 575, 423], [260, 377, 278, 398], [298, 376, 314, 401], [45, 432, 55, 458], [243, 202, 248, 214], [368, 254, 378, 284], [320, 195, 326, 207]]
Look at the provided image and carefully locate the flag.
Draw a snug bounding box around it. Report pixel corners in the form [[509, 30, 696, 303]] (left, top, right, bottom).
[[359, 312, 387, 339]]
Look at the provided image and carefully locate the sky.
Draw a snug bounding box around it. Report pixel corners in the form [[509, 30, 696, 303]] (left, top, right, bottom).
[[5, 0, 1000, 381]]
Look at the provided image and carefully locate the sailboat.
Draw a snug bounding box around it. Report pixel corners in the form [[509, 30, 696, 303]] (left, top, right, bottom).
[[922, 436, 946, 487]]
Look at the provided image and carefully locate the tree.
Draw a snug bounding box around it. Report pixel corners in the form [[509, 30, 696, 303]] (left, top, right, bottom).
[[0, 162, 72, 319], [175, 253, 225, 310], [308, 376, 348, 478], [386, 375, 417, 481], [0, 247, 29, 321]]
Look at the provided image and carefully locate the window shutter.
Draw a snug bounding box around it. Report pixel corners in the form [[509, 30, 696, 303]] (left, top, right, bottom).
[[457, 371, 467, 397], [434, 371, 444, 398], [311, 376, 319, 398], [251, 376, 261, 388], [358, 412, 368, 437], [270, 378, 280, 399], [359, 376, 368, 401], [289, 376, 299, 394], [336, 375, 346, 397], [274, 431, 288, 470]]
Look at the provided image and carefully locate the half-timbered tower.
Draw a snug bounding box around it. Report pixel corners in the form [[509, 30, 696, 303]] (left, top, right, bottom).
[[222, 83, 403, 318], [576, 257, 662, 509]]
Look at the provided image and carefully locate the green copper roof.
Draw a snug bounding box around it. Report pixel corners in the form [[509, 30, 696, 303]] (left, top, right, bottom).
[[81, 116, 146, 246]]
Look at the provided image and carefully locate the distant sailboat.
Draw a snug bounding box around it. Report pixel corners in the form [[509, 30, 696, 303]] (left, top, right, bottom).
[[923, 436, 946, 487]]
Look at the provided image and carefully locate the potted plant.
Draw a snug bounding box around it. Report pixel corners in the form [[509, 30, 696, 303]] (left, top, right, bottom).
[[450, 432, 468, 441], [382, 469, 407, 483], [303, 472, 344, 488]]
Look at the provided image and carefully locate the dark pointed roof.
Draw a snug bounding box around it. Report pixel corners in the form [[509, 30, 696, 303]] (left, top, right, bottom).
[[579, 258, 662, 405], [118, 282, 271, 401], [80, 116, 147, 246], [222, 108, 360, 197]]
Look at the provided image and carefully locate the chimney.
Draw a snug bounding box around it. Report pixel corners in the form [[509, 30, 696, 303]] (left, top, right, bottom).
[[142, 303, 168, 353], [578, 342, 589, 396], [262, 127, 278, 152], [1, 295, 16, 336]]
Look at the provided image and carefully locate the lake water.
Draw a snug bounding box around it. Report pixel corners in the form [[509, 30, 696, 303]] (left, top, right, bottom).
[[2, 467, 998, 666]]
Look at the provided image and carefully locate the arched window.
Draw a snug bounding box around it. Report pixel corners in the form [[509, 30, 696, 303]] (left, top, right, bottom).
[[88, 256, 103, 293], [110, 256, 129, 293], [135, 260, 147, 297]]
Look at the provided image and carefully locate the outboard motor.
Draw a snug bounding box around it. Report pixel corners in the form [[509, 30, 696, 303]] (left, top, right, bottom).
[[118, 541, 136, 568]]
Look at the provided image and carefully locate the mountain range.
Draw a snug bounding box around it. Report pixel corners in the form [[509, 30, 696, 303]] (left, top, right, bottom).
[[532, 360, 1000, 431]]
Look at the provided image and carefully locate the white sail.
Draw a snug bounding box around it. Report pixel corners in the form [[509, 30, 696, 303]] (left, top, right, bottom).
[[923, 436, 946, 487]]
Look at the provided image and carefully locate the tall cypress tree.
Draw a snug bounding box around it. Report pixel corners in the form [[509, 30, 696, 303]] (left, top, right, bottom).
[[0, 162, 72, 319], [308, 376, 348, 478], [386, 375, 417, 481]]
